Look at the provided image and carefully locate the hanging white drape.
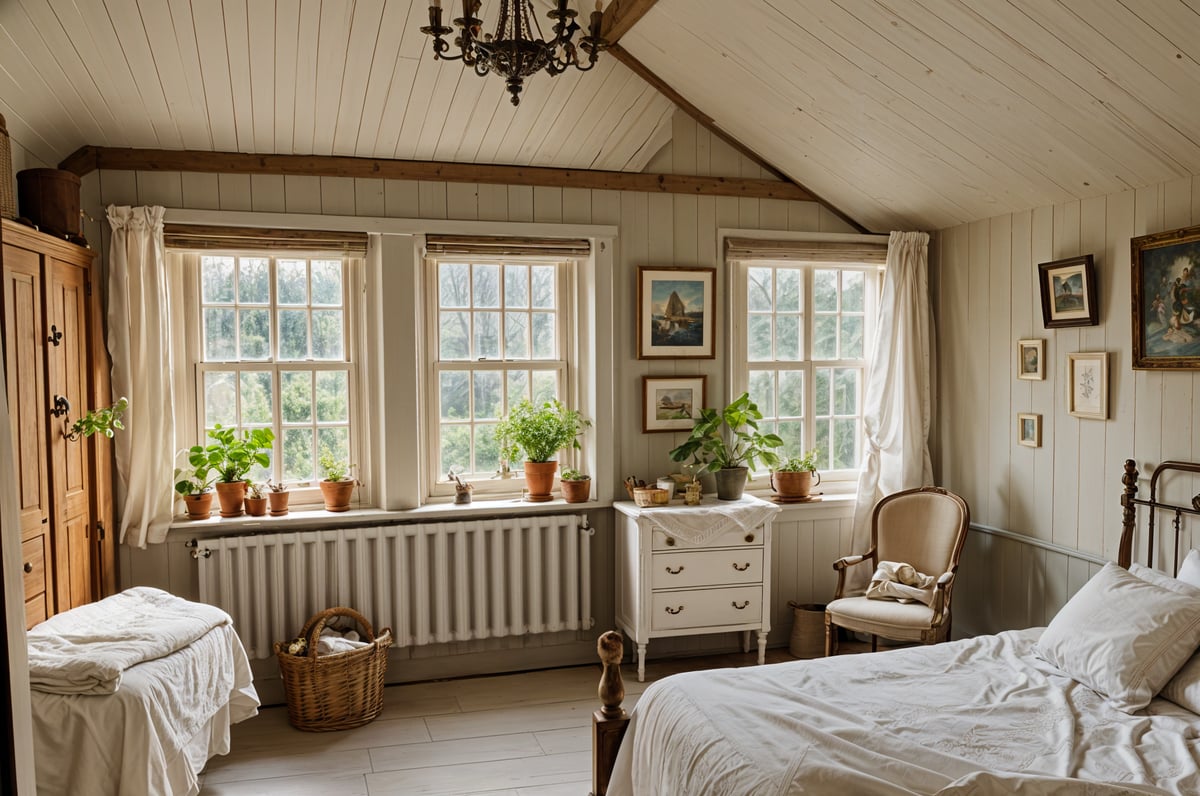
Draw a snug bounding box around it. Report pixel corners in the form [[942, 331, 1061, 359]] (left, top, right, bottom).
[[847, 231, 935, 593], [107, 206, 175, 548]]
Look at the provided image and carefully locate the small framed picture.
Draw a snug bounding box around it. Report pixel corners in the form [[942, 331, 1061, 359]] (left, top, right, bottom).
[[1039, 255, 1098, 328], [1017, 413, 1042, 448], [637, 266, 716, 359], [643, 375, 705, 433], [1017, 339, 1045, 380], [1068, 352, 1108, 420]]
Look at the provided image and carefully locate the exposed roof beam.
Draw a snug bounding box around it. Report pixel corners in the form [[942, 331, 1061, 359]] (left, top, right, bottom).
[[602, 0, 659, 44], [59, 146, 817, 202]]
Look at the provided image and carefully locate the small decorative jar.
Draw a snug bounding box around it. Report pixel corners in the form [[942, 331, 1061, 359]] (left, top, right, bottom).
[[684, 480, 703, 505]]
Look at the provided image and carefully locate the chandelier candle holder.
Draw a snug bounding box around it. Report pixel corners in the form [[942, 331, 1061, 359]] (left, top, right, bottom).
[[420, 0, 608, 106]]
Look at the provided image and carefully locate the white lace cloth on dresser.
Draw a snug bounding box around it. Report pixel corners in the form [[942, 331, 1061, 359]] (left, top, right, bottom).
[[635, 495, 780, 546]]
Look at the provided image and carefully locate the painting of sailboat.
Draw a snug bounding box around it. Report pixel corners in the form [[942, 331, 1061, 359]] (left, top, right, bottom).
[[638, 267, 715, 359]]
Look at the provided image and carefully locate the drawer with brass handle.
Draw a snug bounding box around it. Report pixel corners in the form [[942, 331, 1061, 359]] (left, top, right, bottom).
[[652, 548, 763, 589], [652, 586, 763, 631]]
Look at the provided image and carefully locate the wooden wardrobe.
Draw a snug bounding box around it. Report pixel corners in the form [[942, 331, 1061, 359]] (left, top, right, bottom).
[[1, 218, 115, 628]]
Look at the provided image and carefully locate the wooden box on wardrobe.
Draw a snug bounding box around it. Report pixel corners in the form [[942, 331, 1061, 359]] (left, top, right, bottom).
[[1, 218, 115, 627]]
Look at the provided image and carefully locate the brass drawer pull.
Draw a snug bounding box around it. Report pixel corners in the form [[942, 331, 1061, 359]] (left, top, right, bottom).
[[665, 537, 676, 546], [744, 533, 755, 543], [731, 600, 750, 610], [665, 605, 684, 615], [24, 562, 33, 573], [732, 562, 750, 571], [665, 565, 684, 575]]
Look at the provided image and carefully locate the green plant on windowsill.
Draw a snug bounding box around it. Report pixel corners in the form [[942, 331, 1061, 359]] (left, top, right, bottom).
[[318, 450, 352, 482], [205, 424, 275, 483], [772, 449, 819, 473], [494, 399, 590, 464]]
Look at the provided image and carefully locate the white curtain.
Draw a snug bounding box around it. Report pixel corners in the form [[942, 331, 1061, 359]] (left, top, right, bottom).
[[107, 206, 175, 548], [847, 231, 935, 593]]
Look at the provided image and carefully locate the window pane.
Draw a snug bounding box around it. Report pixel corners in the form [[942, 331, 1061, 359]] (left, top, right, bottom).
[[505, 265, 529, 308], [204, 308, 236, 360], [813, 270, 838, 312], [815, 368, 831, 415], [748, 370, 775, 418], [277, 259, 308, 305], [531, 266, 555, 309], [778, 370, 803, 417], [814, 419, 831, 469], [473, 371, 502, 419], [204, 371, 237, 427], [841, 316, 864, 360], [747, 268, 772, 312], [531, 313, 555, 358], [238, 257, 269, 303], [440, 311, 470, 360], [474, 424, 501, 475], [506, 370, 529, 408], [315, 371, 348, 422], [834, 368, 859, 416], [439, 263, 470, 308], [842, 271, 865, 312], [281, 371, 312, 423], [310, 260, 342, 305], [777, 269, 801, 313], [475, 311, 501, 359], [282, 428, 313, 481], [813, 315, 837, 359], [473, 264, 500, 308], [776, 315, 801, 361], [317, 427, 349, 469], [440, 424, 470, 476], [440, 371, 469, 420], [312, 310, 344, 360], [505, 312, 529, 358], [278, 310, 309, 359], [777, 419, 804, 456], [834, 418, 858, 469], [239, 309, 270, 359], [240, 371, 273, 425], [201, 256, 235, 303], [531, 371, 557, 405], [747, 315, 773, 361]]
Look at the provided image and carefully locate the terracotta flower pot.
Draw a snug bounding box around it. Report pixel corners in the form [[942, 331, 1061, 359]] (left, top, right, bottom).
[[320, 479, 356, 512], [244, 495, 268, 516], [268, 490, 290, 516], [771, 470, 820, 499], [714, 467, 749, 501], [183, 492, 213, 520], [561, 479, 591, 503], [523, 460, 558, 502], [215, 480, 247, 517]]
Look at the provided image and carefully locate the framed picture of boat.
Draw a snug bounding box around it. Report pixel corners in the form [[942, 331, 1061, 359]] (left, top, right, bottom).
[[637, 266, 716, 359], [643, 375, 706, 432]]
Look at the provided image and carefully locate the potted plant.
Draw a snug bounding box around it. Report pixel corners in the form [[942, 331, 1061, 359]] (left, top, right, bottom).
[[266, 479, 290, 516], [318, 449, 356, 512], [493, 399, 590, 502], [65, 396, 128, 441], [559, 468, 591, 503], [194, 424, 275, 518], [668, 392, 783, 501], [244, 481, 268, 516], [173, 458, 217, 521], [770, 449, 821, 500]]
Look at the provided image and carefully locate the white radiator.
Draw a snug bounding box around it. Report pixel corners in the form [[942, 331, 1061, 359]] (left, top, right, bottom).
[[196, 515, 593, 659]]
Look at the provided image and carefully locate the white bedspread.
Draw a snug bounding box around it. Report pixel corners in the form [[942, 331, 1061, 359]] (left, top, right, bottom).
[[27, 586, 232, 695], [609, 629, 1200, 795]]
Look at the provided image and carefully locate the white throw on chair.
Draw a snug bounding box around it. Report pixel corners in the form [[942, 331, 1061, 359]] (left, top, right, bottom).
[[825, 486, 970, 656]]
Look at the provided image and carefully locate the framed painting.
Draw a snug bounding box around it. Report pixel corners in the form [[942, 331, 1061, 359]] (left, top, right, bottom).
[[1017, 339, 1045, 380], [1039, 255, 1098, 328], [637, 266, 716, 359], [643, 376, 705, 433], [1017, 413, 1042, 448], [1131, 223, 1200, 369], [1067, 352, 1108, 420]]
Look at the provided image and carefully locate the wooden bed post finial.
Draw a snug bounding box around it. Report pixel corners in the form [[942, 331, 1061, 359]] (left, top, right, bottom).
[[592, 631, 631, 796], [1119, 459, 1139, 568], [597, 630, 625, 717]]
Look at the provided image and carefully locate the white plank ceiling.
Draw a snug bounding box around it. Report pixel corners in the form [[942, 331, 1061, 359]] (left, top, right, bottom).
[[4, 0, 1200, 230]]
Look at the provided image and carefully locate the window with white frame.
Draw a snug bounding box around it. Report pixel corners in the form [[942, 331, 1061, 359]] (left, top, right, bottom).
[[732, 259, 880, 480], [190, 252, 359, 496], [426, 255, 575, 496]]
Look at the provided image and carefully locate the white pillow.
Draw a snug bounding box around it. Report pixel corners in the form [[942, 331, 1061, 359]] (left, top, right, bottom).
[[1132, 558, 1200, 714], [1179, 549, 1200, 588], [1036, 562, 1200, 712]]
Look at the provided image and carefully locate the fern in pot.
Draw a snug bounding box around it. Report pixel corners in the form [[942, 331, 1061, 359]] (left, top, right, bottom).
[[494, 399, 590, 502], [668, 392, 783, 500], [770, 449, 821, 500]]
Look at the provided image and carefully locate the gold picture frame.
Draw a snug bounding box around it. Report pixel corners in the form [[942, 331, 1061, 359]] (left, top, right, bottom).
[[642, 375, 705, 433], [1017, 339, 1045, 380], [1017, 413, 1042, 448]]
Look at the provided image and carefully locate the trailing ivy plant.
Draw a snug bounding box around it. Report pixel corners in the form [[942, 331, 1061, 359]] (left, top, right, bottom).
[[494, 399, 590, 463], [668, 392, 783, 472], [68, 396, 129, 441]]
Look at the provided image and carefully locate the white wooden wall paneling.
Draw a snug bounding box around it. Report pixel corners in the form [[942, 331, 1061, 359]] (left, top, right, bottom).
[[221, 0, 254, 155], [965, 220, 989, 522], [1102, 190, 1136, 561], [1009, 209, 1034, 536], [248, 174, 284, 213], [1076, 196, 1107, 556], [987, 214, 1011, 531]]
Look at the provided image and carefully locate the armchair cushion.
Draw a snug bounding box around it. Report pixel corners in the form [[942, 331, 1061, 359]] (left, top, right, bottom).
[[826, 596, 937, 642]]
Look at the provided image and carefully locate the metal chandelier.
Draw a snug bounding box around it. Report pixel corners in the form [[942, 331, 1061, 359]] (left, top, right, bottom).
[[420, 0, 609, 107]]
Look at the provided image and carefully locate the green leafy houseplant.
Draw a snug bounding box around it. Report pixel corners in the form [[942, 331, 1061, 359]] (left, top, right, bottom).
[[493, 399, 590, 463], [68, 396, 129, 440], [204, 424, 275, 483], [773, 449, 819, 473], [668, 392, 783, 473], [559, 468, 590, 481], [318, 450, 351, 482], [317, 449, 356, 512]]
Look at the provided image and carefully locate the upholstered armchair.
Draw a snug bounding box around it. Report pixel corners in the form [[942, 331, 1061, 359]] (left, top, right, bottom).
[[825, 487, 970, 656]]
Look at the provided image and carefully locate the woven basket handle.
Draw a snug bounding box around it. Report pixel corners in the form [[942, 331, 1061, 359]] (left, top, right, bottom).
[[300, 606, 377, 659]]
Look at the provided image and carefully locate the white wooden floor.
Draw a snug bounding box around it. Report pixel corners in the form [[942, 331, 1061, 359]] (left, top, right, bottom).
[[198, 647, 800, 795]]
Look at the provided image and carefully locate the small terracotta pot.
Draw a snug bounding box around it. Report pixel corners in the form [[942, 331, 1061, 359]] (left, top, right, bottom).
[[771, 470, 820, 498], [244, 495, 268, 516], [215, 480, 247, 517], [561, 479, 591, 503], [268, 490, 290, 516], [183, 492, 213, 520], [320, 479, 356, 512], [523, 461, 558, 502]]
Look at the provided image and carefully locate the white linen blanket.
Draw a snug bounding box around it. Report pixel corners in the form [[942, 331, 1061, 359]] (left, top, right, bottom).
[[27, 586, 232, 695], [637, 494, 780, 546], [866, 560, 936, 604]]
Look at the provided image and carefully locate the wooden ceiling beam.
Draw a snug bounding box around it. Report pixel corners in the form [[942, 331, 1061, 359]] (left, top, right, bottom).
[[601, 0, 660, 44], [58, 145, 817, 202]]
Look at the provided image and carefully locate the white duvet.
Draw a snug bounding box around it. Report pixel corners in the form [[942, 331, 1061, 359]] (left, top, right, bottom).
[[609, 629, 1200, 795]]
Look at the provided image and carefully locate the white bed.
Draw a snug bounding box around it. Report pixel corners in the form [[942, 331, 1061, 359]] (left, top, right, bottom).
[[27, 588, 259, 796]]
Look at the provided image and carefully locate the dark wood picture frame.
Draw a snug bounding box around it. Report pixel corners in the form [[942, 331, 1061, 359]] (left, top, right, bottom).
[[1039, 254, 1098, 328], [636, 266, 716, 360], [1131, 223, 1200, 369], [642, 375, 706, 433]]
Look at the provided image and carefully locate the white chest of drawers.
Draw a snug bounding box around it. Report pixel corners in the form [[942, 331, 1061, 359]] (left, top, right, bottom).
[[613, 497, 775, 681]]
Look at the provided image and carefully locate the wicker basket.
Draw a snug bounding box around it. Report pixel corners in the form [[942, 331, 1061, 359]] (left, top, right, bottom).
[[788, 602, 826, 659], [274, 606, 392, 732]]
